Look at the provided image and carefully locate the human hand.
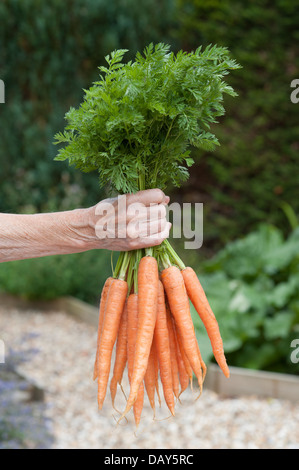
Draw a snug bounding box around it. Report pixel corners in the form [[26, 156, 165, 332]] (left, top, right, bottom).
[[87, 189, 171, 251]]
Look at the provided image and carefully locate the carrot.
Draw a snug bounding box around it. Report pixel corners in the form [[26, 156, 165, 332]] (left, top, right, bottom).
[[93, 276, 113, 380], [174, 325, 193, 390], [110, 300, 128, 410], [161, 265, 203, 394], [97, 278, 128, 410], [174, 325, 190, 397], [133, 381, 145, 428], [144, 341, 157, 416], [166, 304, 180, 400], [182, 266, 230, 378], [119, 255, 159, 421], [196, 340, 207, 382], [153, 281, 175, 416], [126, 292, 144, 427], [151, 340, 162, 407]]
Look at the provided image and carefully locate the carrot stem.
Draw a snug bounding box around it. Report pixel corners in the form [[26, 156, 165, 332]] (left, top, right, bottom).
[[160, 252, 172, 270], [113, 251, 125, 279], [133, 249, 142, 294], [164, 240, 185, 270], [126, 253, 135, 295], [145, 246, 153, 257], [118, 251, 131, 281]]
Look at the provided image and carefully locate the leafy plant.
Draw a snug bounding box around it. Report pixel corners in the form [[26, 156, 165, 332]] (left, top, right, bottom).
[[0, 0, 178, 214], [54, 43, 240, 194], [0, 249, 111, 303], [175, 0, 299, 248], [193, 223, 299, 374], [53, 42, 241, 412]]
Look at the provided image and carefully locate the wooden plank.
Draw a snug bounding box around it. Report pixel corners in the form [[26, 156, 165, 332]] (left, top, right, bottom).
[[205, 364, 299, 402], [1, 293, 298, 402], [0, 293, 99, 328]]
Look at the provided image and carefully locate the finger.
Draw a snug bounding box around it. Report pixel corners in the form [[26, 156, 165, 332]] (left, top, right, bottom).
[[109, 202, 167, 238], [130, 222, 172, 249], [126, 189, 169, 207], [147, 203, 167, 221], [146, 217, 167, 237], [126, 202, 148, 221], [127, 217, 167, 239], [127, 202, 167, 222]]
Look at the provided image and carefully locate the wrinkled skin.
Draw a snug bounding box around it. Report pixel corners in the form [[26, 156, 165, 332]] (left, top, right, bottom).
[[0, 189, 171, 262]]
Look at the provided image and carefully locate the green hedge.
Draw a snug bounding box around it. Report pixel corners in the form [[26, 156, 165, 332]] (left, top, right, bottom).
[[0, 249, 112, 304], [0, 0, 179, 304], [0, 0, 178, 214], [2, 0, 298, 247], [1, 0, 299, 313], [175, 0, 299, 248]]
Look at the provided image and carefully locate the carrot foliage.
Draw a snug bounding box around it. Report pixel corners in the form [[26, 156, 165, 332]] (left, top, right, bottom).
[[54, 43, 240, 194], [53, 43, 241, 424]]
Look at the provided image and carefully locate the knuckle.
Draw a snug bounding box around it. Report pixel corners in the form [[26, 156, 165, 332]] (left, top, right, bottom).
[[153, 188, 165, 202]]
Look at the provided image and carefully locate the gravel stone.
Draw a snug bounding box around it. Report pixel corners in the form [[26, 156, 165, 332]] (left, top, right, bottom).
[[0, 306, 298, 449]]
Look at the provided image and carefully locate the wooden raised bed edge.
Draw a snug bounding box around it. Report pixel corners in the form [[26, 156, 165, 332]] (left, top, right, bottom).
[[1, 293, 298, 403]]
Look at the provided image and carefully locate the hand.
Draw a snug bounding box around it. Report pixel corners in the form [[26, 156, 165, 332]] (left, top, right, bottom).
[[88, 189, 171, 251], [0, 190, 171, 262]]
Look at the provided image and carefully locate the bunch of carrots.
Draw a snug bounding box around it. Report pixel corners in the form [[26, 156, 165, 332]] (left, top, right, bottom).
[[93, 241, 229, 427], [53, 43, 239, 428]]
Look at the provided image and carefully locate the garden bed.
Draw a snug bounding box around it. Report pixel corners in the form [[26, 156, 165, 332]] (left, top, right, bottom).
[[1, 293, 298, 402], [0, 294, 299, 449]]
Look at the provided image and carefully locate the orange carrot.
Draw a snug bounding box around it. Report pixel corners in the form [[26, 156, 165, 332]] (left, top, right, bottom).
[[127, 292, 144, 427], [166, 305, 180, 400], [174, 326, 190, 397], [110, 300, 128, 409], [174, 324, 193, 390], [151, 340, 161, 407], [196, 340, 207, 382], [161, 265, 203, 394], [120, 256, 159, 420], [97, 278, 128, 410], [182, 266, 229, 378], [144, 341, 157, 416], [93, 276, 113, 380], [153, 281, 175, 416]]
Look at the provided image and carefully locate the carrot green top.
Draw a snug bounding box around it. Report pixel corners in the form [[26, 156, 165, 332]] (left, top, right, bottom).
[[54, 43, 240, 194]]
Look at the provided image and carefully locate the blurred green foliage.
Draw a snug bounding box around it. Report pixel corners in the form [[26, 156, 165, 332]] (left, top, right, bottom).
[[175, 0, 299, 248], [0, 0, 177, 305], [193, 223, 299, 374], [0, 0, 298, 374], [1, 0, 298, 239], [0, 249, 113, 304], [0, 0, 178, 213]]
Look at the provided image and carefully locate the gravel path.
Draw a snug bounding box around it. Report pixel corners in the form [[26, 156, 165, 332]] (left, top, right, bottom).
[[0, 306, 299, 449]]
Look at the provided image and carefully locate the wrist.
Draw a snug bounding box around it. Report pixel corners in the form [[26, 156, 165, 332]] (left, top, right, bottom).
[[66, 207, 99, 251]]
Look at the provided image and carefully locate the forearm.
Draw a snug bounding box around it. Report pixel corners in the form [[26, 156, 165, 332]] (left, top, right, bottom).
[[0, 190, 171, 262], [0, 209, 98, 262]]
